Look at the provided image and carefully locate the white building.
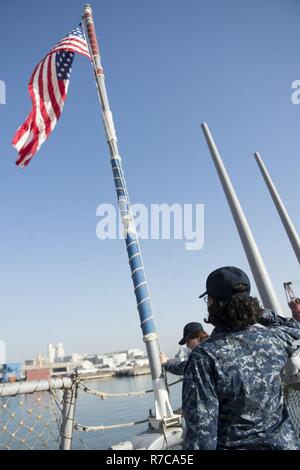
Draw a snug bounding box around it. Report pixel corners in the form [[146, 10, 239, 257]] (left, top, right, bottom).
[[127, 349, 145, 360], [35, 353, 48, 367], [0, 340, 6, 366], [70, 353, 82, 363], [134, 358, 149, 367], [0, 340, 6, 367], [55, 343, 65, 361], [80, 360, 95, 370], [102, 356, 115, 368], [47, 344, 55, 364], [112, 352, 127, 366]]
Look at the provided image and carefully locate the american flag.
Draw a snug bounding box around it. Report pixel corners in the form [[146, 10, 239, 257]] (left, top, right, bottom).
[[12, 26, 91, 167]]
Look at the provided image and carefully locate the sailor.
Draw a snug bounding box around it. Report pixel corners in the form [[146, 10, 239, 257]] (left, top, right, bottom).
[[183, 266, 300, 450], [160, 322, 209, 376]]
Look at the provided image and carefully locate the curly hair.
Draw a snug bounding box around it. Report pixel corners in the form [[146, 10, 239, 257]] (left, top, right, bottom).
[[205, 284, 263, 331]]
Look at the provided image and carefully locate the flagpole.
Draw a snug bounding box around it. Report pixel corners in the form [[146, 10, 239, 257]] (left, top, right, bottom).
[[82, 4, 177, 428]]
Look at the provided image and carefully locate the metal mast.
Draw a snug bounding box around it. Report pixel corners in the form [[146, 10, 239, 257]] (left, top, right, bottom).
[[254, 152, 300, 264], [201, 122, 283, 313], [82, 4, 175, 428]]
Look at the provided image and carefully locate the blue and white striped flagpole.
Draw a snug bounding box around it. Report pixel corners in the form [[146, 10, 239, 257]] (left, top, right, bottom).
[[82, 4, 174, 424]]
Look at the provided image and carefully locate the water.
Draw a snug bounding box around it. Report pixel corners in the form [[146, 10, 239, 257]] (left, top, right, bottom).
[[73, 374, 182, 450]]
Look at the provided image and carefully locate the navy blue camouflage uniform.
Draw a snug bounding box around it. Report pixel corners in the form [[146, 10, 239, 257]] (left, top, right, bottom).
[[163, 358, 187, 376], [182, 310, 300, 449]]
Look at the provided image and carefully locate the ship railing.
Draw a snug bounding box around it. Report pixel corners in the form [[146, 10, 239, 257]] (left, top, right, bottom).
[[0, 377, 76, 450], [0, 373, 183, 450], [283, 379, 300, 437]]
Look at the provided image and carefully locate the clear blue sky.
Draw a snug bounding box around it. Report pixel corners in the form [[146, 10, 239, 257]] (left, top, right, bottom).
[[1, 0, 299, 362]]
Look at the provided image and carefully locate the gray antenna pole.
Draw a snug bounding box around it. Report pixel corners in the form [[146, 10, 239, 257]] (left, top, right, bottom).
[[201, 123, 283, 313], [254, 152, 300, 264]]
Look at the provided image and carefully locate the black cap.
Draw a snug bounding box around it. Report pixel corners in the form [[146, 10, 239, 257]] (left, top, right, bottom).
[[199, 266, 251, 300], [178, 322, 204, 345]]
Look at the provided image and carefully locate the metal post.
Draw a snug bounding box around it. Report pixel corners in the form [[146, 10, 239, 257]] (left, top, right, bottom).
[[60, 383, 77, 450], [0, 377, 72, 397], [254, 152, 300, 264], [82, 4, 175, 427], [201, 123, 283, 313]]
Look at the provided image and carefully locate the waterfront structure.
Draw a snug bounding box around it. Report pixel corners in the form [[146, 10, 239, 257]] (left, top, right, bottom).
[[89, 354, 115, 368], [24, 359, 34, 366], [22, 347, 150, 380], [131, 358, 149, 367], [110, 352, 127, 366], [48, 344, 55, 364], [0, 340, 6, 366], [1, 363, 22, 383], [55, 343, 65, 362], [70, 353, 82, 363], [85, 349, 149, 369], [128, 349, 145, 360], [26, 368, 50, 381], [22, 347, 149, 379]]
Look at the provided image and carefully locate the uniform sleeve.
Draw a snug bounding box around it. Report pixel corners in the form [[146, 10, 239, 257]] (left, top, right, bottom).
[[258, 309, 300, 356], [163, 359, 186, 376], [182, 352, 219, 450]]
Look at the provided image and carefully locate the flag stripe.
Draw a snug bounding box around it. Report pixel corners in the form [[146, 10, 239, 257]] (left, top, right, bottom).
[[49, 54, 64, 114], [15, 60, 42, 161], [52, 44, 91, 58], [38, 59, 51, 143], [46, 54, 61, 123], [52, 37, 91, 58], [54, 36, 89, 48], [23, 60, 43, 158], [12, 61, 41, 149]]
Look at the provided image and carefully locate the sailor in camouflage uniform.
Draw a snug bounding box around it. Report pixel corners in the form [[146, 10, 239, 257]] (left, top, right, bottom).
[[160, 322, 209, 376], [182, 266, 300, 450]]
